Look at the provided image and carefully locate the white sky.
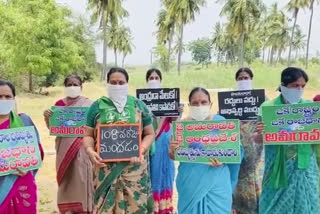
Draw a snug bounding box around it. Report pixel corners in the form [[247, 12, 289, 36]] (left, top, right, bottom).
[[56, 0, 320, 65]]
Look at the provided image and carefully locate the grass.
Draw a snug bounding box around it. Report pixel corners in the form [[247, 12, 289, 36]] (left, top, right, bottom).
[[14, 62, 319, 212]]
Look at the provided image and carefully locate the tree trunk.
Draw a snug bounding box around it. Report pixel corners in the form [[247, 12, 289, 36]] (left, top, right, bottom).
[[288, 9, 299, 66], [270, 47, 275, 65], [122, 55, 126, 68], [295, 50, 298, 60], [267, 48, 271, 64], [150, 50, 153, 65], [28, 71, 33, 92], [262, 48, 265, 63], [102, 5, 108, 81], [306, 0, 315, 69], [114, 49, 118, 66], [167, 26, 174, 72], [277, 50, 282, 63], [177, 23, 184, 76], [239, 32, 245, 68]]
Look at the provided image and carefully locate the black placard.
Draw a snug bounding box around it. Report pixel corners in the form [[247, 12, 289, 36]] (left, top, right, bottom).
[[97, 124, 141, 162], [218, 89, 265, 120], [136, 88, 180, 117]]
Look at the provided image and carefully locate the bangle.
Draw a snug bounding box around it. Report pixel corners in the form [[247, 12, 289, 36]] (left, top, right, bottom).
[[141, 145, 146, 155]]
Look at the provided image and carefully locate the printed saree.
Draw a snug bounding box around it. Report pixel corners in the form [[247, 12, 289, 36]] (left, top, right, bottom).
[[259, 96, 320, 214], [232, 120, 264, 214], [54, 96, 94, 214], [0, 113, 44, 214], [150, 117, 175, 214], [86, 96, 153, 214]]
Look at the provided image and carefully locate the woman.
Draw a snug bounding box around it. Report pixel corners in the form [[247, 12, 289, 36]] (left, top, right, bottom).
[[0, 80, 44, 214], [146, 68, 178, 214], [43, 74, 94, 214], [169, 87, 243, 214], [258, 67, 319, 214], [232, 68, 264, 214], [83, 67, 155, 214]]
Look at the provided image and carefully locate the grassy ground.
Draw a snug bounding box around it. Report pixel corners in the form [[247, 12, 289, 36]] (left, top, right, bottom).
[[14, 63, 319, 213]]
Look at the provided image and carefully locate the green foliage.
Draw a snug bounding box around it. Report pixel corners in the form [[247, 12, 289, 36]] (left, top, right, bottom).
[[0, 0, 98, 91], [152, 45, 174, 72], [188, 38, 213, 67]]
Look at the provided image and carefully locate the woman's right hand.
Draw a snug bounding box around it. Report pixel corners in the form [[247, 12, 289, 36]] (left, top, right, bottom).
[[86, 148, 106, 168], [255, 122, 265, 135], [43, 109, 53, 119]]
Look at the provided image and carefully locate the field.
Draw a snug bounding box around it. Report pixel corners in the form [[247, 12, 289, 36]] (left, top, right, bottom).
[[14, 63, 319, 213]]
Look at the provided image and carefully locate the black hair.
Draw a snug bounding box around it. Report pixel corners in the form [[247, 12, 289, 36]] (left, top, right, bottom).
[[188, 87, 211, 103], [281, 67, 309, 87], [107, 67, 129, 82], [146, 68, 162, 82], [64, 74, 82, 86], [0, 80, 16, 97], [235, 67, 254, 80]]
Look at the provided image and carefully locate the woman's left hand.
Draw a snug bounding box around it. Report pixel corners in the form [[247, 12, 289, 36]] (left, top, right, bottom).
[[15, 168, 27, 177], [178, 105, 184, 114], [209, 158, 223, 167], [130, 155, 144, 164]]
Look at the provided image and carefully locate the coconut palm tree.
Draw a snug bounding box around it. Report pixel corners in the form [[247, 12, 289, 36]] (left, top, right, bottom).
[[219, 0, 263, 67], [167, 0, 206, 75], [292, 26, 306, 60], [287, 0, 309, 66], [87, 0, 128, 79]]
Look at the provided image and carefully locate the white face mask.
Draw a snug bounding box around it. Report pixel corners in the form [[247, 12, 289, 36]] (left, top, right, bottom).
[[237, 80, 252, 91], [147, 80, 161, 89], [107, 84, 128, 113], [189, 105, 211, 121], [0, 99, 15, 115], [280, 85, 304, 104], [65, 86, 81, 98]]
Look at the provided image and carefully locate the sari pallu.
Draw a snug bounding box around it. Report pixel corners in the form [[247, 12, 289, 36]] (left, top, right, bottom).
[[150, 118, 175, 214], [176, 115, 243, 214], [89, 96, 153, 214], [0, 113, 44, 214], [232, 120, 264, 214], [55, 96, 94, 214]]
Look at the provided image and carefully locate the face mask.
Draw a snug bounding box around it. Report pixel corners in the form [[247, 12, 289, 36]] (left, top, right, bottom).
[[65, 86, 81, 98], [107, 84, 128, 113], [237, 80, 252, 91], [189, 105, 211, 121], [280, 85, 304, 104], [147, 80, 161, 89], [0, 99, 15, 115]]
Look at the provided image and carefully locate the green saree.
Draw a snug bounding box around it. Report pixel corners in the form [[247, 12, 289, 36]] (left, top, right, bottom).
[[86, 96, 153, 214]]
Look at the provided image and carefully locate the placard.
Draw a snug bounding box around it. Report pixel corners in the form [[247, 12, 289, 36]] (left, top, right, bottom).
[[173, 120, 241, 164], [97, 123, 142, 162], [136, 88, 180, 117], [49, 106, 89, 137], [0, 126, 42, 176], [262, 102, 320, 145], [218, 89, 265, 120]]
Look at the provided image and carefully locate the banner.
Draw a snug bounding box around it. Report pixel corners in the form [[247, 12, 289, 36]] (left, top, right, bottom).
[[262, 102, 320, 145], [218, 89, 265, 120], [97, 123, 141, 162], [136, 88, 180, 117], [173, 120, 241, 164], [0, 126, 42, 176], [49, 106, 89, 137]]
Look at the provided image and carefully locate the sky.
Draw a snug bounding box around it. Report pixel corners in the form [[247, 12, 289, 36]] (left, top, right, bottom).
[[56, 0, 320, 65]]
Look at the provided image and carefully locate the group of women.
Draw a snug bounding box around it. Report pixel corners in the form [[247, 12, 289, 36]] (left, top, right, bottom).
[[0, 66, 319, 214]]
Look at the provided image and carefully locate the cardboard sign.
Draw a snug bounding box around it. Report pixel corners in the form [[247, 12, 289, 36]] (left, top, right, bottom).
[[49, 106, 89, 137], [0, 126, 42, 176], [218, 89, 265, 120], [173, 120, 241, 164], [136, 88, 180, 117], [97, 123, 142, 162], [262, 102, 320, 145]]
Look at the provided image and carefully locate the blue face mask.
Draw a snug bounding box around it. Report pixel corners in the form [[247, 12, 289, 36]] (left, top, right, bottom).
[[280, 86, 304, 104], [0, 99, 15, 115]]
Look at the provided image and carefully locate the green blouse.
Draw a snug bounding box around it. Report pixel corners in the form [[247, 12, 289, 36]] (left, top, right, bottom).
[[86, 95, 152, 128]]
